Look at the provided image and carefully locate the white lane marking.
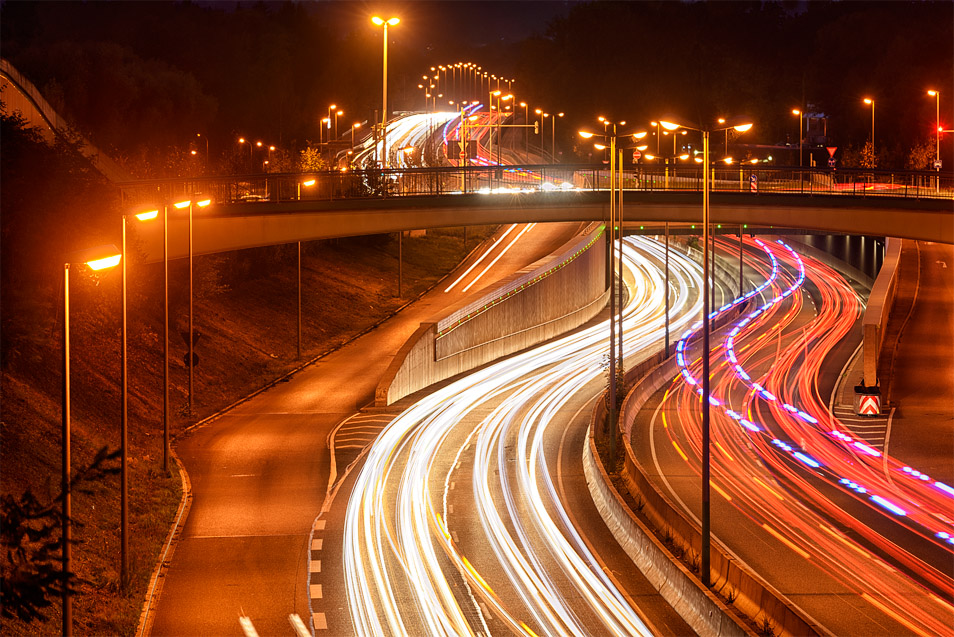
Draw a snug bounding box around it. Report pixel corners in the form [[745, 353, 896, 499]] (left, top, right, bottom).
[[313, 520, 325, 531], [445, 224, 517, 292], [461, 223, 535, 293], [289, 614, 310, 637], [310, 560, 322, 573], [239, 614, 259, 637], [312, 612, 327, 630], [310, 584, 323, 598], [312, 538, 323, 551]]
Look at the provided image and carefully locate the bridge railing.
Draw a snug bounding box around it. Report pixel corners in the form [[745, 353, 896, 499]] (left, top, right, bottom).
[[117, 165, 953, 209]]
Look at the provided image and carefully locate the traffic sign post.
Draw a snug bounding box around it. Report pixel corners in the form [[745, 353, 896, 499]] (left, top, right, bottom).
[[853, 382, 881, 416], [855, 393, 881, 416]]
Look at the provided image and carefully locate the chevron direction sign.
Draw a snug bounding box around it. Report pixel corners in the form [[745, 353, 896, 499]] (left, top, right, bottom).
[[857, 394, 881, 416]]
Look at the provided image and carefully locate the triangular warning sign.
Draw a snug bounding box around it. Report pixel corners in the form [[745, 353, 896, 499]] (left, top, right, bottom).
[[826, 146, 838, 158]]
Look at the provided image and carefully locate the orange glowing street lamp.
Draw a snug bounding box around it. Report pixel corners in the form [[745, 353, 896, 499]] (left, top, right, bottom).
[[237, 137, 253, 172], [928, 90, 940, 171], [792, 109, 804, 166], [184, 198, 211, 413], [863, 97, 875, 150], [61, 244, 121, 636], [371, 16, 400, 168]]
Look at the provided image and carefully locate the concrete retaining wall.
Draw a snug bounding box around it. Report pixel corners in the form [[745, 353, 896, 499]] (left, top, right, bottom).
[[376, 222, 608, 405], [598, 340, 821, 636], [862, 237, 902, 388], [584, 245, 822, 637], [585, 423, 751, 637]]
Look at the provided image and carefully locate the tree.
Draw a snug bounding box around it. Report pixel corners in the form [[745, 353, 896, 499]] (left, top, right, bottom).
[[298, 145, 328, 172], [860, 141, 877, 169], [906, 136, 935, 170], [1, 448, 119, 623]]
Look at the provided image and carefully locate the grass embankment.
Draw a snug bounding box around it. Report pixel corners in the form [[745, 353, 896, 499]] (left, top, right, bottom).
[[2, 208, 490, 635]]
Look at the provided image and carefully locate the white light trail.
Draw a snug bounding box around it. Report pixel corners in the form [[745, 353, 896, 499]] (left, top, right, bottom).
[[344, 236, 706, 636]]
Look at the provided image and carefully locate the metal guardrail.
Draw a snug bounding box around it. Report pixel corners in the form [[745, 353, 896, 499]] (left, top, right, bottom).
[[117, 165, 954, 209]]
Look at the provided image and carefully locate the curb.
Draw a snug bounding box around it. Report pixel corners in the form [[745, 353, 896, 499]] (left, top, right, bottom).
[[136, 450, 193, 637]]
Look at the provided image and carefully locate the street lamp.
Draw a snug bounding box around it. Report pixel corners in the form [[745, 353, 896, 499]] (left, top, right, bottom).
[[929, 90, 940, 175], [296, 181, 316, 359], [237, 137, 252, 172], [863, 98, 875, 165], [535, 108, 545, 156], [320, 117, 330, 154], [372, 15, 400, 169], [717, 118, 728, 157], [334, 110, 343, 142], [792, 109, 803, 166], [351, 122, 362, 160], [61, 244, 121, 637], [660, 117, 752, 590], [551, 112, 564, 164], [519, 101, 529, 158], [117, 206, 161, 590], [186, 198, 211, 414], [578, 120, 639, 465]]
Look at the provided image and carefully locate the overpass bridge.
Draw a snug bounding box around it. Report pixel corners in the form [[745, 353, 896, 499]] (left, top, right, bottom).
[[119, 166, 953, 263]]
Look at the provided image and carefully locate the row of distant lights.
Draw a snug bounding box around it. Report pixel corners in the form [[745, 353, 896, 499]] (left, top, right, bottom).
[[673, 238, 954, 548], [580, 119, 771, 164]]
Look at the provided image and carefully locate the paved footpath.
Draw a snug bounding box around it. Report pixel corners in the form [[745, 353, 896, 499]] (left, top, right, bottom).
[[880, 240, 954, 485]]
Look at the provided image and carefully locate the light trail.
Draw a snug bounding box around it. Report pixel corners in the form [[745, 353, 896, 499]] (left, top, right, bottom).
[[661, 236, 953, 635], [460, 224, 535, 294], [444, 224, 518, 293], [343, 235, 705, 636]]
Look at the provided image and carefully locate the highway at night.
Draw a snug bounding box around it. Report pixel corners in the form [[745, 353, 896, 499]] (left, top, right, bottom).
[[335, 237, 708, 636], [634, 236, 954, 635], [4, 5, 953, 637]]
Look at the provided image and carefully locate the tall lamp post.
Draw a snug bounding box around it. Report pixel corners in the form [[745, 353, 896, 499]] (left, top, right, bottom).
[[792, 109, 803, 166], [61, 244, 122, 637], [551, 112, 564, 164], [372, 16, 400, 169], [297, 180, 316, 358], [661, 117, 752, 590], [579, 121, 643, 464], [351, 122, 362, 160], [119, 208, 160, 589], [520, 102, 529, 158], [929, 90, 940, 184], [187, 198, 211, 414], [238, 138, 253, 172], [863, 98, 875, 165]]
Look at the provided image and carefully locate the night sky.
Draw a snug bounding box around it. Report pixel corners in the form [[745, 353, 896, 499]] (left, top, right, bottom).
[[1, 1, 951, 169]]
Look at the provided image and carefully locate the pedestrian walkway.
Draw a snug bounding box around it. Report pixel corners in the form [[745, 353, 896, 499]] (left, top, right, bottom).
[[881, 240, 954, 485]]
